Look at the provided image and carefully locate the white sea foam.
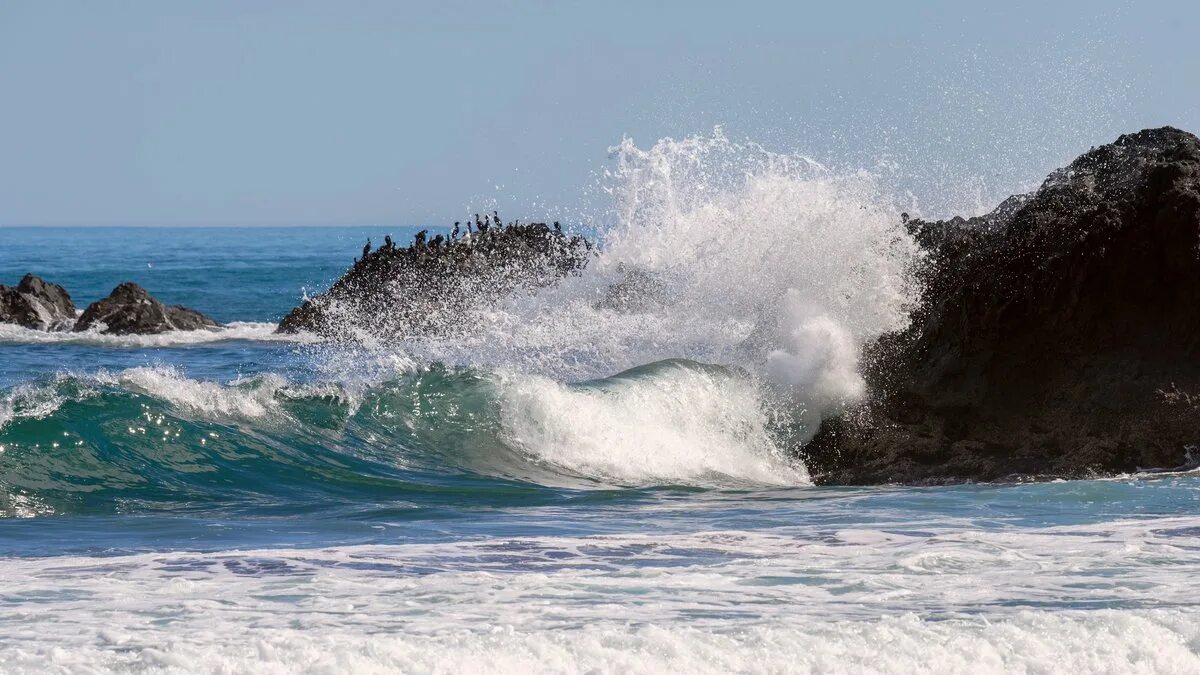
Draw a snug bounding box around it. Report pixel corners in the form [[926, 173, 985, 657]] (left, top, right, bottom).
[[2, 516, 1198, 673], [105, 366, 293, 419], [3, 611, 1195, 675], [0, 374, 89, 432], [0, 366, 360, 435], [6, 132, 922, 487], [495, 362, 809, 486], [0, 321, 313, 347]]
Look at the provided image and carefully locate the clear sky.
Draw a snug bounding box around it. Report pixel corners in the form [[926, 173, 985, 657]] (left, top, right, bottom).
[[1, 0, 1196, 226]]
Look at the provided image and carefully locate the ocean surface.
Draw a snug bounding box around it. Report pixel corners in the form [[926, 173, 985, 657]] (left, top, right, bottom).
[[4, 137, 1200, 674]]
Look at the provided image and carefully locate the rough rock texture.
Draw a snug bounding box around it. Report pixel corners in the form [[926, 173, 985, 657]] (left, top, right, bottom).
[[802, 127, 1200, 484], [74, 282, 219, 335], [0, 274, 77, 331], [278, 216, 593, 338]]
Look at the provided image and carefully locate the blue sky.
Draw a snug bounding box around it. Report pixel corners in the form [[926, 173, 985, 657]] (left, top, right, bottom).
[[1, 0, 1196, 226]]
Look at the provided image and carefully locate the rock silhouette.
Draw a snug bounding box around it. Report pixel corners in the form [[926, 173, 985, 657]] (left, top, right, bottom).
[[278, 216, 593, 338], [801, 127, 1200, 484]]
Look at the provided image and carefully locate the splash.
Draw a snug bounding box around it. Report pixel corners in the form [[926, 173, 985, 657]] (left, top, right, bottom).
[[765, 292, 866, 410], [393, 129, 922, 437]]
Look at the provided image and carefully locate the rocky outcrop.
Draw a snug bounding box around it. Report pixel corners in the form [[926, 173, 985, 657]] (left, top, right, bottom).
[[0, 274, 77, 331], [74, 282, 219, 335], [801, 127, 1200, 484], [278, 215, 593, 338]]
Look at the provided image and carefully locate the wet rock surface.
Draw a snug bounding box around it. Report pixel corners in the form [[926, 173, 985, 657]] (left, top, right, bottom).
[[74, 282, 219, 335], [801, 127, 1200, 484], [278, 215, 593, 338], [0, 274, 77, 331]]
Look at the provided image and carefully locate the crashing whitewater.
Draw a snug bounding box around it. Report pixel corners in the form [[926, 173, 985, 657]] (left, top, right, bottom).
[[9, 132, 1197, 675], [1, 131, 925, 502]]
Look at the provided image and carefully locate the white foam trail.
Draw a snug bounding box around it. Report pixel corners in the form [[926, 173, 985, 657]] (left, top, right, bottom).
[[495, 362, 809, 486], [3, 516, 1199, 673], [0, 322, 315, 347], [2, 611, 1194, 675]]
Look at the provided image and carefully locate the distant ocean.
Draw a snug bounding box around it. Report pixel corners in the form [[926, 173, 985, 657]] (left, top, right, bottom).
[[4, 134, 1200, 673]]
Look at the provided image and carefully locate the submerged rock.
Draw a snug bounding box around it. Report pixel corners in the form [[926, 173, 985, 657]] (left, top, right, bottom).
[[802, 127, 1200, 484], [75, 282, 219, 335], [0, 274, 77, 331], [278, 216, 593, 338]]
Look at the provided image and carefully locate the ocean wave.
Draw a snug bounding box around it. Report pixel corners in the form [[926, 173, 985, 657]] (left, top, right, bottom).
[[497, 360, 807, 486], [0, 360, 809, 518], [288, 131, 921, 439]]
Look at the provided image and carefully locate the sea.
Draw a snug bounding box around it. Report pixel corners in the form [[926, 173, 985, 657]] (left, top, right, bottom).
[[3, 135, 1200, 673]]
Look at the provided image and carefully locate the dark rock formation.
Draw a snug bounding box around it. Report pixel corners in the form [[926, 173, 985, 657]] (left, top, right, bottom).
[[75, 282, 219, 335], [0, 274, 77, 331], [801, 127, 1200, 484], [278, 215, 593, 338]]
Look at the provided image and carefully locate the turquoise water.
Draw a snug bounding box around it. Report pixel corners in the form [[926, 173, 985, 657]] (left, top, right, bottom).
[[3, 226, 1200, 673]]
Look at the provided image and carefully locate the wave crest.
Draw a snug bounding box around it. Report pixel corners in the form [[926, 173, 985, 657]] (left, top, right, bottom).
[[498, 360, 808, 486], [0, 360, 809, 518]]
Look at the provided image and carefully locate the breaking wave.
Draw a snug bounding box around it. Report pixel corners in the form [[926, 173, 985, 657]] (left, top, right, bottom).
[[0, 131, 928, 518], [0, 361, 808, 518], [318, 130, 922, 439]]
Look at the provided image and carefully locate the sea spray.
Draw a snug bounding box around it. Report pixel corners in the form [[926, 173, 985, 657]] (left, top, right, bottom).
[[598, 130, 921, 403], [255, 131, 926, 479], [389, 130, 923, 444], [765, 292, 866, 425]]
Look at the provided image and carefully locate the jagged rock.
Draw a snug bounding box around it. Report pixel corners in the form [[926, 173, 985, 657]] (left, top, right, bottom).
[[74, 282, 219, 335], [0, 274, 77, 331], [801, 127, 1200, 484], [278, 216, 593, 338]]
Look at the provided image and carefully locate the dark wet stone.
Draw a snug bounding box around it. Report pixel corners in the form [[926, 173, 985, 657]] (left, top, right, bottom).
[[0, 274, 77, 331], [802, 127, 1200, 485], [278, 216, 594, 338], [74, 282, 219, 335]]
